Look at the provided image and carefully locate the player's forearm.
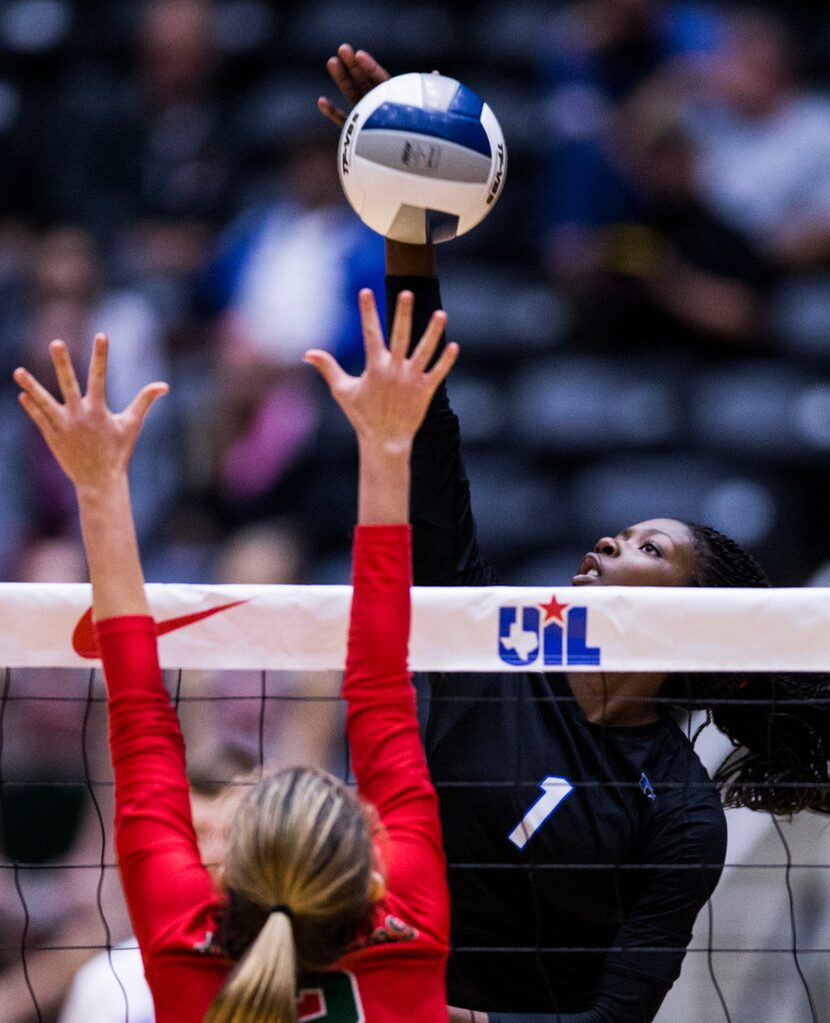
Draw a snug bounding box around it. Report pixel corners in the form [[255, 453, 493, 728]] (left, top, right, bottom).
[[386, 239, 437, 277], [76, 477, 149, 620], [382, 276, 490, 586], [357, 440, 411, 525]]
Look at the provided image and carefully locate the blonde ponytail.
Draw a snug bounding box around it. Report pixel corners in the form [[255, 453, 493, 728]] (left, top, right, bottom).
[[204, 767, 374, 1023], [205, 910, 296, 1023]]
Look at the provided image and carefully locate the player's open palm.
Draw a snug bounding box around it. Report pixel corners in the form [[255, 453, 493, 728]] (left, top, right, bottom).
[[305, 289, 458, 451], [13, 334, 168, 489]]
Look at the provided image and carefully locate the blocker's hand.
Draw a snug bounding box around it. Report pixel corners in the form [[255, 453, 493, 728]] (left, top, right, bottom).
[[318, 43, 391, 128], [305, 289, 457, 451], [13, 334, 168, 489]]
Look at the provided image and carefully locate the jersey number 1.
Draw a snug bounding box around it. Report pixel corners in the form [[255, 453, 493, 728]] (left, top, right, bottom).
[[508, 776, 574, 850]]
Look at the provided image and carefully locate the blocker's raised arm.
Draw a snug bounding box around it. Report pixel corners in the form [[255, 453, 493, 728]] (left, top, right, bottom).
[[14, 334, 167, 619]]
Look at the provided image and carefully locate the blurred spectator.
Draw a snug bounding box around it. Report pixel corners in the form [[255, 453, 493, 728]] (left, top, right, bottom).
[[560, 84, 770, 353], [0, 223, 38, 577], [16, 224, 178, 565], [15, 535, 87, 588], [25, 227, 166, 404], [207, 519, 345, 777], [200, 127, 383, 518], [0, 519, 339, 1023], [0, 400, 29, 580], [38, 0, 234, 231], [114, 0, 236, 326], [57, 939, 153, 1023], [56, 688, 346, 1023], [57, 743, 258, 1023], [689, 9, 830, 270], [30, 0, 236, 352], [0, 539, 132, 1023], [212, 518, 307, 586], [0, 6, 827, 1022], [538, 0, 722, 278]]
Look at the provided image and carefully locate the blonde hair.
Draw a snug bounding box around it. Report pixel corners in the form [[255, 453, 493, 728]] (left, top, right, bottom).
[[204, 766, 374, 1023]]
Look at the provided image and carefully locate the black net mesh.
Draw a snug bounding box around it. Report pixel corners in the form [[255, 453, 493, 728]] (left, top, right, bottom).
[[0, 668, 827, 1023]]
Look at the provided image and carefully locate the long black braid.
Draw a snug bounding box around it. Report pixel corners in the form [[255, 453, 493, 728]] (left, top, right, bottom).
[[660, 523, 830, 815]]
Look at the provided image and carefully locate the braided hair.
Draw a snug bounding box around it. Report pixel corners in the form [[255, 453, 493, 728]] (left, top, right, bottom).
[[660, 523, 830, 816]]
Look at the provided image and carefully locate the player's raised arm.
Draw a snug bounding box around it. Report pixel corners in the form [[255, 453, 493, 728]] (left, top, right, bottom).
[[320, 45, 491, 587], [305, 287, 456, 523], [308, 287, 457, 955], [320, 43, 438, 279], [13, 337, 215, 973], [13, 336, 167, 619]]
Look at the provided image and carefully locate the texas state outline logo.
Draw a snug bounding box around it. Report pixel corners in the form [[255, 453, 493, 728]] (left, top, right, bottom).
[[498, 594, 601, 667]]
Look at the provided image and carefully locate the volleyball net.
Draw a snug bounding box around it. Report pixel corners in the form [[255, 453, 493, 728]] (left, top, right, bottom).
[[0, 584, 828, 1023], [5, 581, 830, 671]]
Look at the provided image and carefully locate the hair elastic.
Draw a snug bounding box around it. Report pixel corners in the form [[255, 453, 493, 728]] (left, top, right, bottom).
[[269, 904, 294, 921]]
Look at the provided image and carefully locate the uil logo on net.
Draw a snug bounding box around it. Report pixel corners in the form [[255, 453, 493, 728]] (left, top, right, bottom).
[[498, 594, 601, 667]]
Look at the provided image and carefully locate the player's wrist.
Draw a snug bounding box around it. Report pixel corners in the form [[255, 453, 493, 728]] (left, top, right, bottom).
[[75, 472, 131, 505], [385, 239, 437, 277], [357, 435, 413, 461]]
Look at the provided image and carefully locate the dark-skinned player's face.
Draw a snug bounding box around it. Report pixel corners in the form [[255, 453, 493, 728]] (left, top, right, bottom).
[[572, 518, 697, 588]]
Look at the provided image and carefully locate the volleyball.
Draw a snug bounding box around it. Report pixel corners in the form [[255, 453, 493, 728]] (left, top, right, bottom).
[[337, 72, 507, 244]]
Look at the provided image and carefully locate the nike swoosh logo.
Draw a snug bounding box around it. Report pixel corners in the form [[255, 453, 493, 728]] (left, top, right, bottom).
[[72, 600, 249, 659]]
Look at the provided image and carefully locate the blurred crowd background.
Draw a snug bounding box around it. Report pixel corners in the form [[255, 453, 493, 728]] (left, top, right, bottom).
[[1, 1, 830, 1021], [5, 0, 830, 591]]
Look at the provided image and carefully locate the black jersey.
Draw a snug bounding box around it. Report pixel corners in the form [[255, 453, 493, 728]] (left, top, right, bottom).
[[388, 275, 727, 1023]]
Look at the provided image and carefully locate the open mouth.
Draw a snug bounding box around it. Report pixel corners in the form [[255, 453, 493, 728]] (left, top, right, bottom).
[[573, 552, 601, 585]]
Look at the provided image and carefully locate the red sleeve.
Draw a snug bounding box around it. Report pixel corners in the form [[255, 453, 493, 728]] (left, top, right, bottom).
[[96, 616, 217, 955], [343, 525, 449, 944]]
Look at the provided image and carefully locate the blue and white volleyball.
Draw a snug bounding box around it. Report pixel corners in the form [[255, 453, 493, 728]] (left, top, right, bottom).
[[337, 73, 507, 245]]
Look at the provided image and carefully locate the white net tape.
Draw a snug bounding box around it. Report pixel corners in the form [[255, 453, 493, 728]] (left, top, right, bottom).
[[1, 585, 829, 1022], [2, 583, 830, 671]]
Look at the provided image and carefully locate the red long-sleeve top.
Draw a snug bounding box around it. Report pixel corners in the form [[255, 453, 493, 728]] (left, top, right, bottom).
[[97, 524, 450, 1023]]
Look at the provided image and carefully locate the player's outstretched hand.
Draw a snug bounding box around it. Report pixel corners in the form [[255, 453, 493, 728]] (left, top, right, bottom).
[[318, 44, 390, 128], [13, 334, 168, 489], [305, 289, 457, 450]]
